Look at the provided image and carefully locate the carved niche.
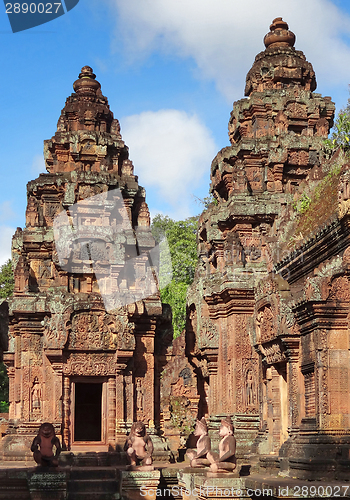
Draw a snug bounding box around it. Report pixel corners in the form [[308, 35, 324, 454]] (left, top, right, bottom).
[[30, 376, 42, 419], [256, 305, 275, 343], [244, 368, 256, 407]]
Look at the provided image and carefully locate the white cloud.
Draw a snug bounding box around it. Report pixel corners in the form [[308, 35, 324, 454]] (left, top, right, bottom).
[[121, 109, 216, 219], [31, 153, 45, 175], [111, 0, 350, 100], [0, 226, 15, 267]]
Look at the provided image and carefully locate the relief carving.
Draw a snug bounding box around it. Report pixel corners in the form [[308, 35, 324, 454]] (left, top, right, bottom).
[[63, 352, 116, 376], [31, 377, 42, 420], [245, 369, 255, 406], [135, 378, 144, 412], [198, 318, 219, 349], [256, 305, 275, 343], [69, 312, 115, 350], [261, 340, 287, 365], [328, 276, 350, 302]]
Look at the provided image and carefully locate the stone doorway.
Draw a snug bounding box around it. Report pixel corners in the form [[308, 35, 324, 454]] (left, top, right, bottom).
[[71, 379, 107, 449]]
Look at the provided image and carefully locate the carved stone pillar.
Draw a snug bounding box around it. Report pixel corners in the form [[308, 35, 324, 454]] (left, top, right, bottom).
[[115, 367, 126, 446], [45, 350, 64, 425], [124, 371, 133, 426], [62, 375, 70, 450], [107, 377, 116, 448], [284, 339, 300, 429]]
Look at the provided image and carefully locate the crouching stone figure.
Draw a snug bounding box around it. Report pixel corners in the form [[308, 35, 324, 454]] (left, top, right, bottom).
[[124, 421, 153, 467], [31, 422, 61, 467]]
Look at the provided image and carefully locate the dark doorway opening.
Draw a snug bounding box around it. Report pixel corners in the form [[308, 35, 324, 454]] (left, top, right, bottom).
[[74, 382, 102, 441]]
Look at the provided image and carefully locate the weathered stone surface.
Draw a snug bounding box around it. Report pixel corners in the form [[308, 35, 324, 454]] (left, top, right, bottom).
[[160, 330, 199, 458], [121, 470, 160, 500], [1, 66, 171, 460], [186, 18, 350, 480]]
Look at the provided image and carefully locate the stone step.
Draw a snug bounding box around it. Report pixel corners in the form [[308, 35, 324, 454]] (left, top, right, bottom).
[[70, 467, 119, 480], [0, 478, 31, 500], [67, 494, 120, 500], [60, 452, 122, 467], [68, 478, 119, 493]]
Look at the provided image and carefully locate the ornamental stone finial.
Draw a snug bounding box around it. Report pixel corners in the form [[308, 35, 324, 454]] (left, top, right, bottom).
[[73, 65, 101, 94], [263, 17, 296, 49]]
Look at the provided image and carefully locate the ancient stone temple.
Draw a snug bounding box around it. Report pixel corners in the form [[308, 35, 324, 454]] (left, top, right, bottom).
[[187, 18, 350, 479], [1, 66, 169, 460]]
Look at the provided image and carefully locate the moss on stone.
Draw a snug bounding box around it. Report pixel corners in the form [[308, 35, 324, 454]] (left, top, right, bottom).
[[289, 162, 342, 247]]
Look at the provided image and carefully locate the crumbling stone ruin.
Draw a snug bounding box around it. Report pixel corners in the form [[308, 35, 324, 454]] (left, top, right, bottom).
[[187, 18, 350, 480], [1, 66, 171, 460]]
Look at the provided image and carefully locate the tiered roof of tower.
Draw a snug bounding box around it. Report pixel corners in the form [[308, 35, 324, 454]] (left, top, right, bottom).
[[44, 66, 130, 176], [210, 18, 334, 201]]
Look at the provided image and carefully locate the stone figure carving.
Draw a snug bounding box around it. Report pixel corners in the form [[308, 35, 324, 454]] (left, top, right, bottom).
[[31, 423, 61, 467], [31, 377, 41, 415], [207, 417, 236, 473], [124, 421, 153, 467], [136, 379, 144, 412], [246, 370, 254, 406], [186, 417, 211, 467]]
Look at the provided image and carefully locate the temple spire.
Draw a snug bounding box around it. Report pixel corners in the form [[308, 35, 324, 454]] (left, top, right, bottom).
[[245, 18, 316, 96]]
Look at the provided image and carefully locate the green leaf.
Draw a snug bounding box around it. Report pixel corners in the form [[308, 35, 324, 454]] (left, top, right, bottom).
[[0, 260, 14, 300], [151, 215, 198, 337]]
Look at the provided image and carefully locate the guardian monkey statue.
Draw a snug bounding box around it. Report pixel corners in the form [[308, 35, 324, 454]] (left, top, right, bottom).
[[186, 417, 211, 467], [31, 423, 61, 467], [207, 417, 236, 473], [124, 421, 153, 466]]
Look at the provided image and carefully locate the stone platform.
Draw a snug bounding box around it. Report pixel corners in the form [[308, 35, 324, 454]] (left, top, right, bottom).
[[1, 461, 350, 500]]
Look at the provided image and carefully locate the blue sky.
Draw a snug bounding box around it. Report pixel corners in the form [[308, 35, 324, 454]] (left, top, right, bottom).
[[1, 0, 350, 265]]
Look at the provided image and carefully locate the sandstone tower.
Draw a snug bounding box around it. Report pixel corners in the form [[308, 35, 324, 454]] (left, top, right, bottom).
[[1, 66, 169, 459], [186, 18, 350, 480]]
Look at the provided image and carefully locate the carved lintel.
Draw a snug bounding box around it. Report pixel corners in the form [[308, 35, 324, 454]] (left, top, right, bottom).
[[63, 352, 116, 376]]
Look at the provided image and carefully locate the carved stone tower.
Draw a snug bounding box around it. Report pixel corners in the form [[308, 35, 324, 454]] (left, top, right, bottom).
[[187, 18, 335, 460], [1, 66, 168, 459]]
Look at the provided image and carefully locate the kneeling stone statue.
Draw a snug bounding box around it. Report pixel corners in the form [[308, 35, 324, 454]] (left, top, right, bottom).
[[207, 417, 236, 473], [186, 417, 211, 467]]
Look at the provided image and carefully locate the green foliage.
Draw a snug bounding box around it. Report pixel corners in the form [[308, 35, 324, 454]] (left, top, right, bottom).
[[0, 259, 13, 412], [160, 281, 189, 337], [0, 363, 9, 413], [193, 194, 218, 209], [169, 396, 196, 435], [0, 260, 14, 300], [289, 162, 342, 247], [324, 110, 350, 156], [151, 215, 198, 337], [292, 193, 312, 214]]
